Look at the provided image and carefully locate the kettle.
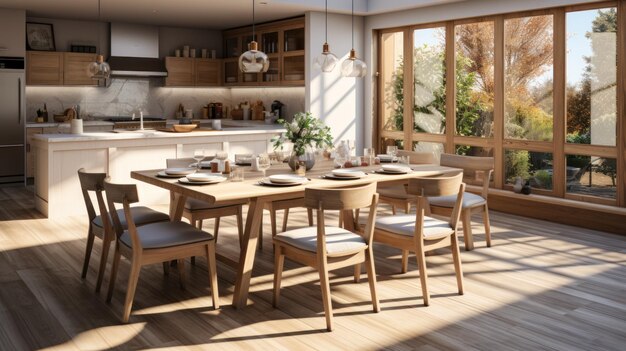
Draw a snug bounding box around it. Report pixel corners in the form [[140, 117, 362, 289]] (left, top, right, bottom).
[[271, 100, 285, 120]]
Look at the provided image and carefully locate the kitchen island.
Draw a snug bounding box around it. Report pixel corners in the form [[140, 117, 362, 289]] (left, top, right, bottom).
[[32, 126, 285, 219]]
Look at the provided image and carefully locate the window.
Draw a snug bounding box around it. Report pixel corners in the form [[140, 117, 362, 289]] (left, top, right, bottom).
[[455, 21, 495, 137], [413, 27, 446, 134], [504, 15, 554, 141], [566, 8, 617, 146], [566, 155, 616, 199], [380, 31, 405, 132], [505, 150, 554, 191]]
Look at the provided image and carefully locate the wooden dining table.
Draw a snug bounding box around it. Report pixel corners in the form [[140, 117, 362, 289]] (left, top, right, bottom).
[[131, 160, 459, 308]]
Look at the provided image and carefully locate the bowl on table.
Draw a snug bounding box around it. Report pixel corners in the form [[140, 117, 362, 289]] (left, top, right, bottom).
[[172, 124, 197, 132]]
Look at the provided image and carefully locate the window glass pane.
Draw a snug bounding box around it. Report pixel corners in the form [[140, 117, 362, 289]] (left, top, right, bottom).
[[504, 15, 554, 141], [412, 141, 444, 162], [413, 27, 446, 134], [381, 138, 403, 153], [381, 31, 405, 132], [505, 149, 553, 190], [455, 145, 493, 157], [566, 155, 616, 199], [566, 8, 617, 146], [455, 22, 495, 137]]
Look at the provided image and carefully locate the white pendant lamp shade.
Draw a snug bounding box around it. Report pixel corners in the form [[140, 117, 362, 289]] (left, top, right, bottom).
[[239, 0, 269, 73], [314, 43, 339, 72], [239, 41, 270, 73], [341, 49, 367, 78], [88, 54, 111, 80]]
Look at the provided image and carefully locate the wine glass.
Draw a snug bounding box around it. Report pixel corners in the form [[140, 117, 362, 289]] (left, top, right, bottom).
[[386, 145, 398, 161], [193, 149, 205, 172], [258, 153, 271, 178]]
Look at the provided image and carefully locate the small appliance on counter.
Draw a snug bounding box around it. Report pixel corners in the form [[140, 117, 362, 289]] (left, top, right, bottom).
[[271, 100, 285, 120]]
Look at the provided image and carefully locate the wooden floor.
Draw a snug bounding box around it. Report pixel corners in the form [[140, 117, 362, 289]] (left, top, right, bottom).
[[1, 184, 625, 351]]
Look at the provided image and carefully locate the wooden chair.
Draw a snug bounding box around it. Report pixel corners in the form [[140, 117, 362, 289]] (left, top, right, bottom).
[[166, 158, 245, 245], [429, 153, 494, 251], [273, 183, 380, 331], [77, 168, 169, 292], [373, 172, 465, 306], [260, 199, 313, 250], [104, 180, 219, 322]]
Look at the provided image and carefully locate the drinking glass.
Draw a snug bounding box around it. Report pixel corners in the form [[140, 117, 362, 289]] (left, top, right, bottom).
[[334, 153, 346, 168], [230, 167, 244, 182], [386, 145, 398, 157], [193, 149, 205, 172], [347, 139, 356, 157], [258, 153, 271, 178], [364, 147, 375, 165]]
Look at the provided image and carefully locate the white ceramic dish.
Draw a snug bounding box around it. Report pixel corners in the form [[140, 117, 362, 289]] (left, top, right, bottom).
[[178, 175, 227, 185], [164, 167, 196, 176], [331, 169, 367, 178], [259, 178, 309, 187], [382, 164, 412, 173], [186, 173, 226, 183], [157, 171, 186, 178], [268, 174, 308, 184]]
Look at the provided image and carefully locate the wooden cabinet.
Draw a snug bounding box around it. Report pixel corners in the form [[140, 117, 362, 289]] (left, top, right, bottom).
[[195, 59, 222, 86], [26, 128, 42, 178], [26, 52, 64, 85], [0, 9, 25, 57], [222, 17, 305, 87], [165, 57, 195, 86], [63, 53, 98, 86]]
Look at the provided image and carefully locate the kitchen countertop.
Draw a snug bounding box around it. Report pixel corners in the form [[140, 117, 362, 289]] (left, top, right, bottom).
[[26, 119, 279, 129]]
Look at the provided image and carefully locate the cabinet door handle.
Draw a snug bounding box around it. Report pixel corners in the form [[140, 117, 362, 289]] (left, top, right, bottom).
[[18, 78, 22, 124]]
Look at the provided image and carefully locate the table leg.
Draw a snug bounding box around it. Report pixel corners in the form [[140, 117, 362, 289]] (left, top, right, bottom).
[[232, 197, 266, 308], [170, 191, 186, 221]]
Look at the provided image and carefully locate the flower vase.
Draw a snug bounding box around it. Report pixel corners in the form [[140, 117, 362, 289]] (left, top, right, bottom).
[[288, 151, 315, 172]]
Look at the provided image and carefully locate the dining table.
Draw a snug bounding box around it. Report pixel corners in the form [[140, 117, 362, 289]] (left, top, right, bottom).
[[131, 159, 460, 308]]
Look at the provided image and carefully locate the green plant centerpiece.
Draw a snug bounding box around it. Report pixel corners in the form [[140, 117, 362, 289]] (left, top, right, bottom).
[[272, 112, 334, 173]]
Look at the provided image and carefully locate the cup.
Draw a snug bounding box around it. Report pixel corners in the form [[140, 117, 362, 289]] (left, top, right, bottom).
[[230, 167, 244, 182], [185, 109, 193, 118], [211, 49, 217, 59], [175, 49, 181, 57], [211, 120, 222, 130], [190, 48, 196, 58], [201, 49, 207, 58]]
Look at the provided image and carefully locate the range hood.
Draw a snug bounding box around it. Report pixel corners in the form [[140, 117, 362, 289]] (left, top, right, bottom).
[[108, 23, 167, 77]]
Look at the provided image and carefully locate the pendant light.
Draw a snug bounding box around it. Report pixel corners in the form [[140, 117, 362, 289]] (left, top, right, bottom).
[[341, 0, 366, 78], [313, 0, 339, 72], [87, 0, 111, 81], [239, 0, 269, 73]]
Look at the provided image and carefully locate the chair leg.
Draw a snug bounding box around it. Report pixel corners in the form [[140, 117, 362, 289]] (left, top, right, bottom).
[[81, 226, 96, 279], [282, 208, 290, 232], [269, 206, 277, 236], [178, 259, 186, 290], [162, 262, 170, 275], [213, 218, 220, 241], [416, 245, 430, 306], [198, 220, 204, 230], [353, 264, 361, 283], [451, 233, 464, 295], [483, 204, 491, 247], [404, 202, 411, 214], [462, 210, 474, 251], [106, 243, 121, 303], [307, 208, 313, 226], [272, 245, 284, 308], [401, 250, 409, 273], [318, 264, 334, 332], [207, 241, 220, 309], [365, 249, 380, 312], [95, 234, 112, 292], [122, 259, 142, 323], [338, 211, 343, 227], [391, 205, 397, 215], [354, 209, 360, 227]]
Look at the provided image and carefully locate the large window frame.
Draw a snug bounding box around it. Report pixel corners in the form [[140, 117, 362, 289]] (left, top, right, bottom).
[[376, 1, 625, 207]]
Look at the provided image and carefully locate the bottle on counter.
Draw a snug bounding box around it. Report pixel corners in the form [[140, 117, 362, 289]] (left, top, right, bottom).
[[43, 103, 49, 122]]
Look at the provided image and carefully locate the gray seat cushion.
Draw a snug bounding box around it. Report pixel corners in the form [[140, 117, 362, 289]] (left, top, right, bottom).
[[92, 206, 169, 229], [375, 214, 454, 239], [274, 226, 367, 257], [377, 185, 415, 200], [429, 192, 486, 209], [120, 221, 213, 249]]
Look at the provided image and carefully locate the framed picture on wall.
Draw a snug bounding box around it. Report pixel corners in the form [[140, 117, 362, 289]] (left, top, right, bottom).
[[26, 22, 56, 51]]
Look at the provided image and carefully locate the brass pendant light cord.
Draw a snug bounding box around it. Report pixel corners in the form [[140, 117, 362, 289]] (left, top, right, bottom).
[[325, 0, 328, 43], [351, 0, 354, 49]]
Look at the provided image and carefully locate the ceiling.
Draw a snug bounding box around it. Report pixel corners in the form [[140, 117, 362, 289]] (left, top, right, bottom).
[[0, 0, 463, 29]]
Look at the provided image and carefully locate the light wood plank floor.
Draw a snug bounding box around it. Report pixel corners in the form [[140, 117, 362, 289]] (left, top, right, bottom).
[[0, 184, 625, 350]]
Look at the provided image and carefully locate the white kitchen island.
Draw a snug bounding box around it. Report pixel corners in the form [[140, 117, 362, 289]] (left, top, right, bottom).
[[32, 127, 284, 219]]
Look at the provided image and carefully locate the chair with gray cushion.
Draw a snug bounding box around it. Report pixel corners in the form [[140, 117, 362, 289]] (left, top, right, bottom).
[[273, 183, 380, 331], [429, 153, 494, 251], [78, 168, 169, 292], [104, 180, 219, 322], [373, 171, 465, 306]]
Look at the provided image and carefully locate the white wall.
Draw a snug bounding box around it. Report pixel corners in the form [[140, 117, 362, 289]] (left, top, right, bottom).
[[305, 11, 365, 151], [361, 0, 607, 147]]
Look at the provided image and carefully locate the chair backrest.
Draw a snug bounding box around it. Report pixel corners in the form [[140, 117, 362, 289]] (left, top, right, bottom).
[[103, 180, 142, 251], [77, 168, 107, 223], [397, 150, 436, 164], [305, 183, 379, 256], [408, 172, 465, 229], [440, 153, 493, 198], [166, 156, 215, 168]]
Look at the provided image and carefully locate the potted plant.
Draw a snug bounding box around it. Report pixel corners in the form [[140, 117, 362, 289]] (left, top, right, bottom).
[[272, 112, 333, 174]]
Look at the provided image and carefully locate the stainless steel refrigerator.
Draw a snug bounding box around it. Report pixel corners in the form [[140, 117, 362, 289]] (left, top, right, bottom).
[[0, 57, 25, 184]]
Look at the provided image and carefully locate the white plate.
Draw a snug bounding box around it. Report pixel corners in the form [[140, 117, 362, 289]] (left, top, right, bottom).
[[331, 169, 367, 178], [268, 174, 308, 184], [382, 164, 412, 173], [186, 173, 226, 183], [259, 178, 309, 187], [157, 171, 186, 178], [164, 167, 196, 176], [178, 175, 227, 185]]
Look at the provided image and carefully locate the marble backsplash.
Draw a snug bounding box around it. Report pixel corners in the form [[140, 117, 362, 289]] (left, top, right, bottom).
[[25, 77, 305, 121]]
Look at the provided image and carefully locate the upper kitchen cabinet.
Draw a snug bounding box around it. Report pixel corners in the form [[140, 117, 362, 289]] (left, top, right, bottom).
[[195, 59, 222, 86], [63, 53, 98, 86], [165, 57, 195, 86], [0, 9, 26, 57], [26, 51, 64, 85]]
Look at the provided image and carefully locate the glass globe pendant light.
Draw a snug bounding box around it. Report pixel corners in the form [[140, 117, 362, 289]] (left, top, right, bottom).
[[239, 0, 269, 73], [87, 0, 111, 81], [313, 0, 338, 72], [341, 0, 367, 78]]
